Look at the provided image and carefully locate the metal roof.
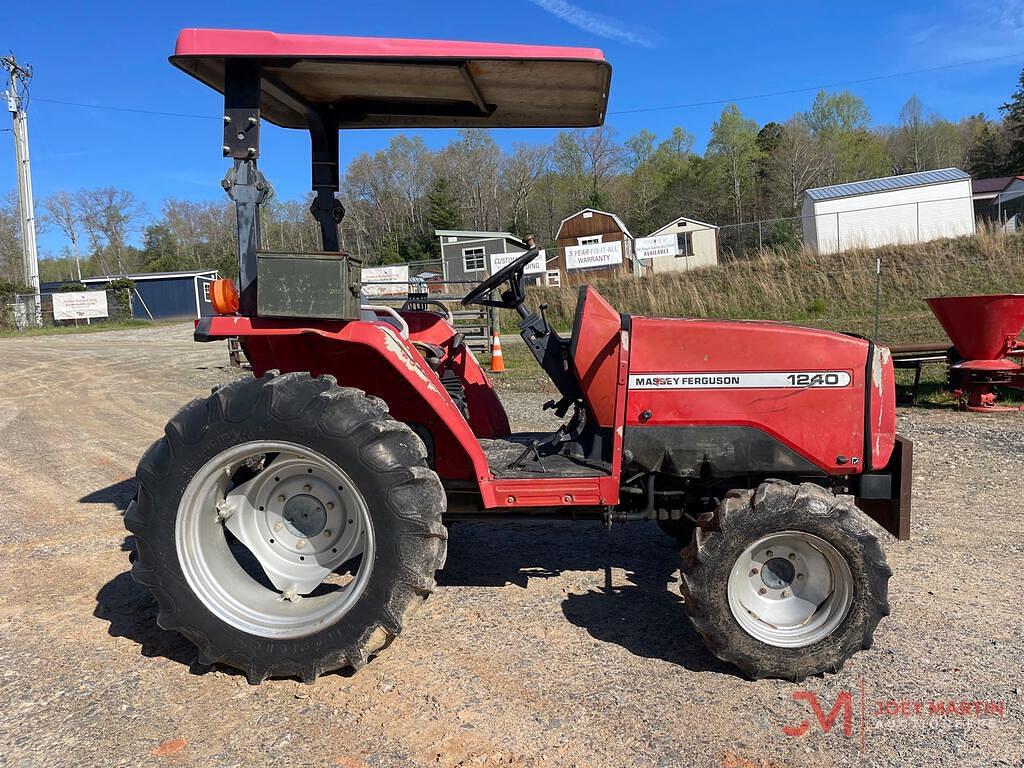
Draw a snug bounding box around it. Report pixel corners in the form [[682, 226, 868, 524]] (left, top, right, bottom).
[[82, 269, 218, 283], [435, 230, 526, 245], [803, 168, 970, 202], [171, 29, 611, 130]]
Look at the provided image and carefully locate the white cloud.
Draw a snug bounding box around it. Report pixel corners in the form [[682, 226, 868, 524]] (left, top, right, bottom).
[[899, 0, 1024, 65], [529, 0, 656, 48]]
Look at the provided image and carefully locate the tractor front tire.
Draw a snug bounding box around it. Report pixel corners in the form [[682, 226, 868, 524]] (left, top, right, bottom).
[[125, 371, 447, 684], [679, 480, 890, 681]]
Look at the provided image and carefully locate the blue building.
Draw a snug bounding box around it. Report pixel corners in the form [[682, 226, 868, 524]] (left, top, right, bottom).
[[80, 269, 219, 320]]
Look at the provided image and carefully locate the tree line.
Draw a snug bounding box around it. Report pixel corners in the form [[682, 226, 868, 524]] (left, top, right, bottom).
[[4, 71, 1024, 289]]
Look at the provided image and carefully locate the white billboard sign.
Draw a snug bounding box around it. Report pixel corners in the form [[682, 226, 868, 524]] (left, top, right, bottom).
[[52, 291, 109, 320], [490, 249, 546, 275], [360, 264, 410, 296], [636, 234, 678, 261], [564, 241, 623, 271]]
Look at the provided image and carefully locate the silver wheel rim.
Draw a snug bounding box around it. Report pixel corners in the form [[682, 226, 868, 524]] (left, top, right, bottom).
[[175, 440, 375, 639], [727, 530, 853, 648]]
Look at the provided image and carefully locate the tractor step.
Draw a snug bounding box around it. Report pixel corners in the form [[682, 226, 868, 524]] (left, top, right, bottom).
[[480, 433, 610, 479]]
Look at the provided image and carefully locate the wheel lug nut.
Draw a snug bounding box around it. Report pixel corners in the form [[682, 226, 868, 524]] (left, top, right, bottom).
[[303, 484, 311, 493], [273, 522, 283, 531], [277, 494, 286, 502], [323, 530, 331, 537], [781, 590, 789, 597], [326, 502, 334, 510], [296, 540, 305, 549], [758, 587, 767, 595], [750, 568, 759, 576], [788, 553, 796, 560], [797, 573, 805, 580], [765, 550, 773, 558]]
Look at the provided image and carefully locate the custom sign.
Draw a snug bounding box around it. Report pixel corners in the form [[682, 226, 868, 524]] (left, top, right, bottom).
[[52, 291, 109, 320], [360, 264, 410, 296], [490, 249, 546, 275], [545, 270, 562, 287], [565, 240, 623, 270], [635, 234, 678, 261], [628, 371, 853, 390]]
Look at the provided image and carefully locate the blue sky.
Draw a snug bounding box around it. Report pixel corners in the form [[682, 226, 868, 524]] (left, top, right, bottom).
[[4, 0, 1024, 256]]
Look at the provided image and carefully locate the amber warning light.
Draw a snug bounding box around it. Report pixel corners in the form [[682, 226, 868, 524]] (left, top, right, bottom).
[[211, 279, 239, 315]]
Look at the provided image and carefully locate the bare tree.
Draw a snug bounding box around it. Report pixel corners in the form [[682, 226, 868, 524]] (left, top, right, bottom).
[[78, 188, 146, 275], [501, 143, 550, 235], [766, 116, 828, 212], [41, 191, 84, 280], [440, 130, 502, 230], [580, 126, 626, 207]]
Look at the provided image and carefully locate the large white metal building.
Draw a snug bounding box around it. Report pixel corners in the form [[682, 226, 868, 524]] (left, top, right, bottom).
[[800, 168, 975, 254]]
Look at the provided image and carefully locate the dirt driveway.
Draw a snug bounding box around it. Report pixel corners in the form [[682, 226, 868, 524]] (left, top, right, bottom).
[[0, 323, 1021, 768]]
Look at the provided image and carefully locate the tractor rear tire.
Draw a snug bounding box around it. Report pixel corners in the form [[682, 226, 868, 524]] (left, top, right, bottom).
[[679, 480, 890, 681], [125, 371, 447, 684]]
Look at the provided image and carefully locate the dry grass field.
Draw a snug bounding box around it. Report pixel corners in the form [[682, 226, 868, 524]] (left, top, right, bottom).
[[522, 229, 1024, 345]]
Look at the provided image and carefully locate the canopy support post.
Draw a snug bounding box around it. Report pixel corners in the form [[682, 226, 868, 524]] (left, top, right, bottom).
[[307, 108, 344, 252], [221, 58, 269, 317]]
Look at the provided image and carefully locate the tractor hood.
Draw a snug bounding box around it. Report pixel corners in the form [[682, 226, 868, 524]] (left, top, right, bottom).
[[170, 28, 611, 129]]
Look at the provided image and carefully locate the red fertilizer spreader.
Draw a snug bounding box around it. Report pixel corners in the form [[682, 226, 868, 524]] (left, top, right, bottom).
[[926, 294, 1024, 412]]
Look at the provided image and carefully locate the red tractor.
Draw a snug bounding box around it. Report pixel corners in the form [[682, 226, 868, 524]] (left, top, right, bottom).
[[127, 29, 911, 684]]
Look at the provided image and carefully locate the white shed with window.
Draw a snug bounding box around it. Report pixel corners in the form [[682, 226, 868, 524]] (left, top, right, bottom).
[[800, 168, 974, 255], [639, 216, 719, 272]]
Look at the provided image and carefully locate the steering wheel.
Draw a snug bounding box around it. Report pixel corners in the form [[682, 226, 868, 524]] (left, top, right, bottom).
[[461, 248, 540, 308]]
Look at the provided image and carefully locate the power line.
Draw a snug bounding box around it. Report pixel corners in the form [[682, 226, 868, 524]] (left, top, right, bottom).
[[608, 52, 1024, 115], [32, 97, 216, 121]]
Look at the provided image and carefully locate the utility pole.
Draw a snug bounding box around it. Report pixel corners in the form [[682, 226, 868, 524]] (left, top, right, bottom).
[[3, 55, 41, 325]]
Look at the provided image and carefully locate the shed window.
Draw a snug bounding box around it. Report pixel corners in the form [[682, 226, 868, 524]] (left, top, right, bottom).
[[463, 247, 486, 272], [675, 232, 693, 257], [578, 235, 602, 246]]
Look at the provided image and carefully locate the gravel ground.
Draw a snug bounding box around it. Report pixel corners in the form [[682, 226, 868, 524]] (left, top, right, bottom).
[[0, 322, 1021, 768]]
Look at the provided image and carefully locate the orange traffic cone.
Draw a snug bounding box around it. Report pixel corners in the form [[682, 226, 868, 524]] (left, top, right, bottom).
[[490, 331, 505, 373]]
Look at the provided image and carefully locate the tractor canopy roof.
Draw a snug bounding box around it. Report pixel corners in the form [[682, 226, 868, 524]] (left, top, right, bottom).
[[171, 28, 611, 129]]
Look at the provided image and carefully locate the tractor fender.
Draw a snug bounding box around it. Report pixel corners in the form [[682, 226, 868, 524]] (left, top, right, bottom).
[[196, 316, 491, 482]]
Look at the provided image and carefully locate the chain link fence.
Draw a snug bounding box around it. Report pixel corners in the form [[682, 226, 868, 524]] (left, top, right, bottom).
[[2, 289, 134, 331], [717, 194, 980, 261]]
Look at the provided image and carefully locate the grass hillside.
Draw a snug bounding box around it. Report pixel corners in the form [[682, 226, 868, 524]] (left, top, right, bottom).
[[518, 228, 1024, 346]]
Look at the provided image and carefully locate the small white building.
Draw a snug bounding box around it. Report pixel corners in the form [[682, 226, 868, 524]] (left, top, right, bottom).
[[637, 216, 719, 272], [800, 168, 974, 254]]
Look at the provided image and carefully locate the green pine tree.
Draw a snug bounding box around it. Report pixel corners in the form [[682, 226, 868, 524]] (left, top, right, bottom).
[[379, 234, 403, 265], [965, 115, 1008, 178], [426, 176, 463, 233], [1000, 67, 1024, 173]]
